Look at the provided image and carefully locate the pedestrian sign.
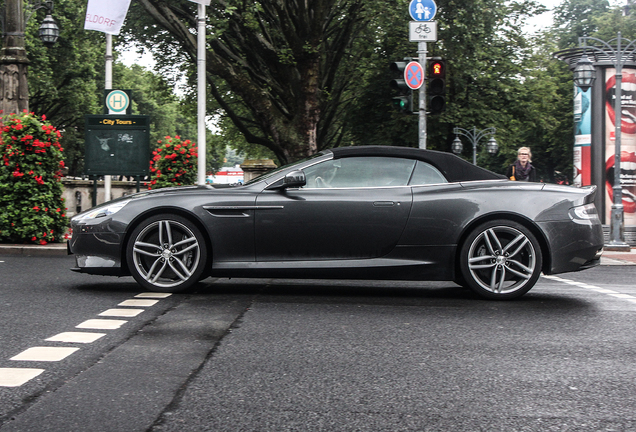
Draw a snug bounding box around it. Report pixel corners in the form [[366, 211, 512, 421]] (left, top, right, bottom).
[[409, 0, 437, 22], [404, 61, 424, 90]]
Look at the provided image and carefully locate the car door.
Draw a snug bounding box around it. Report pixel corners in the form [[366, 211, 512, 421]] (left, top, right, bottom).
[[254, 156, 415, 261]]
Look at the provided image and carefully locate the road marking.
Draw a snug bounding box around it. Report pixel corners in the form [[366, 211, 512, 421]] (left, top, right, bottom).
[[119, 299, 158, 307], [3, 292, 170, 387], [76, 319, 128, 330], [136, 292, 172, 298], [0, 368, 44, 387], [542, 275, 635, 304], [46, 332, 106, 343], [99, 308, 144, 317], [10, 347, 79, 362]]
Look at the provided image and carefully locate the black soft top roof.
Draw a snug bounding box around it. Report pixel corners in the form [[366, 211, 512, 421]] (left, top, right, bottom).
[[327, 146, 506, 182]]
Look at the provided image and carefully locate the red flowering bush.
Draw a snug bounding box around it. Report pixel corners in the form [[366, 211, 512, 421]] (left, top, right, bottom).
[[147, 135, 198, 189], [0, 111, 68, 244]]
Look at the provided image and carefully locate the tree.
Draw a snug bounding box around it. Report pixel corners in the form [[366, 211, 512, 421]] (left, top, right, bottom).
[[26, 0, 104, 176], [552, 0, 611, 49], [124, 0, 384, 165]]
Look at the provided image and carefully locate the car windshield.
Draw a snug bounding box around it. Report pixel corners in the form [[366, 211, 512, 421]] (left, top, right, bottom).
[[243, 153, 326, 185]]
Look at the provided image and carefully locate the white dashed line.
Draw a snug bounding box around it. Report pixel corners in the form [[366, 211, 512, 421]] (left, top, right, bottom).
[[0, 368, 44, 387], [136, 292, 172, 299], [76, 319, 128, 330], [10, 347, 80, 362], [98, 308, 144, 317], [1, 292, 171, 388], [46, 332, 107, 344], [119, 299, 159, 307]]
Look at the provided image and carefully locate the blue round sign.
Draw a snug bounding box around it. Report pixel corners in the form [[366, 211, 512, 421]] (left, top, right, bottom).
[[409, 0, 437, 22]]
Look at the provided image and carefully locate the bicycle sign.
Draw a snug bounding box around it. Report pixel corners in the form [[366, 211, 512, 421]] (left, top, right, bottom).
[[409, 21, 437, 42]]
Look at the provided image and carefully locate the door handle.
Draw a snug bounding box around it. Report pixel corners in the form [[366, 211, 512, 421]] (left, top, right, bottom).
[[373, 201, 395, 207]]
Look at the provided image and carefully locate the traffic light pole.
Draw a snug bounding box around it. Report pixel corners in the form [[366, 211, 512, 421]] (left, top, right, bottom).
[[418, 41, 427, 149]]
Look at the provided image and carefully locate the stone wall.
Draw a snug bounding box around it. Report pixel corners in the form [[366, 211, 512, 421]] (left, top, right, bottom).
[[62, 178, 141, 218]]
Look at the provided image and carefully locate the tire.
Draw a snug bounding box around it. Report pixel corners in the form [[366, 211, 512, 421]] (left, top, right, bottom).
[[126, 214, 208, 292], [459, 220, 542, 300]]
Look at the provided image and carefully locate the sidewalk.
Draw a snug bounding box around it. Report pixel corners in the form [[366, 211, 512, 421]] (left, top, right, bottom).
[[0, 243, 635, 265], [600, 248, 636, 265]]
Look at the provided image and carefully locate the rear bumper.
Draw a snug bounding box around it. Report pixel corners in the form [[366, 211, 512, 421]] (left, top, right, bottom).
[[538, 220, 604, 275]]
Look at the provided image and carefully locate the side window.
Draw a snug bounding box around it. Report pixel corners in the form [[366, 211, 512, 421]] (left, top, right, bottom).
[[409, 161, 448, 185], [303, 157, 416, 188]]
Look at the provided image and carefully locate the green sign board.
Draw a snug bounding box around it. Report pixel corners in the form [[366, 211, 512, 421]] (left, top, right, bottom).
[[84, 115, 150, 176]]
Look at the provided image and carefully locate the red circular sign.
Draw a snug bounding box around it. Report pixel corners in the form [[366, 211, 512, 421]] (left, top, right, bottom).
[[404, 61, 424, 90]]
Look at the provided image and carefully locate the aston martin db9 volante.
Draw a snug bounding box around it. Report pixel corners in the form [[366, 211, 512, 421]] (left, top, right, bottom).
[[69, 146, 604, 299]]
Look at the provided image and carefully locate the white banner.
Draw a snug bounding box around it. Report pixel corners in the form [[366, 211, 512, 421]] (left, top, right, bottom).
[[188, 0, 211, 5], [84, 0, 132, 35]]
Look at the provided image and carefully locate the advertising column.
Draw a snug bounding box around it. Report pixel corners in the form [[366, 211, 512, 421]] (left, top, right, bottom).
[[574, 86, 592, 187], [604, 68, 636, 224]]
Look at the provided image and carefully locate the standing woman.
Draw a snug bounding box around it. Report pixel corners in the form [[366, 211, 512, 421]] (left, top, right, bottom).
[[506, 147, 537, 182]]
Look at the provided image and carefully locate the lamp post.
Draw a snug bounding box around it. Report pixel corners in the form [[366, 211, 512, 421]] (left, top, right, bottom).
[[452, 126, 498, 165], [0, 0, 59, 116], [574, 32, 634, 251]]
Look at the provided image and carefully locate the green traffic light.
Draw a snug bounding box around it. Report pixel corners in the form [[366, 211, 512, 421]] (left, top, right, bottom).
[[392, 95, 411, 113]]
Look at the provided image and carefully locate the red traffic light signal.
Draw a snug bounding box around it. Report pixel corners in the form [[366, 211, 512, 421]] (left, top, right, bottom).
[[427, 59, 446, 114], [428, 59, 446, 78]]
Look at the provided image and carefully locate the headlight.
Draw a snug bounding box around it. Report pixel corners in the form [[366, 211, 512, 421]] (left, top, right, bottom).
[[569, 203, 599, 223], [73, 199, 131, 221]]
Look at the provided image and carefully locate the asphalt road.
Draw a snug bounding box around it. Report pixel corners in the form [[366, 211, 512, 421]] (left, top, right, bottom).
[[1, 255, 635, 431]]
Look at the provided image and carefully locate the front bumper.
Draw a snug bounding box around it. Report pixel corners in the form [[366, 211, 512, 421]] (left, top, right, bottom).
[[68, 218, 129, 276]]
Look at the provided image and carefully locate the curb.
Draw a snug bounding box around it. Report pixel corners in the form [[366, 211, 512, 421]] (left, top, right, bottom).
[[0, 243, 68, 257]]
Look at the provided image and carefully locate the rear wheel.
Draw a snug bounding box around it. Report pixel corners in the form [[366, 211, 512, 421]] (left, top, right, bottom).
[[459, 220, 542, 300], [126, 214, 208, 292]]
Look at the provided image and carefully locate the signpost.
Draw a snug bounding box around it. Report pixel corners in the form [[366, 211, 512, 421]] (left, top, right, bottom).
[[405, 0, 437, 149]]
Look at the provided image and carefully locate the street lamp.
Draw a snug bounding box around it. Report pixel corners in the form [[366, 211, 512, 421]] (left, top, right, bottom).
[[452, 126, 498, 166], [0, 0, 59, 116], [574, 32, 634, 251]]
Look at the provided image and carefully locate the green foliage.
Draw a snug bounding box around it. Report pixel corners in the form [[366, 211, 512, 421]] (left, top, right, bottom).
[[0, 112, 68, 244], [124, 0, 382, 164], [148, 136, 198, 189], [552, 0, 611, 49], [26, 0, 105, 176]]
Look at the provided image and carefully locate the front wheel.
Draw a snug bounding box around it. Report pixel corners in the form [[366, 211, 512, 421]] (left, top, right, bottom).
[[126, 214, 208, 292], [459, 220, 542, 300]]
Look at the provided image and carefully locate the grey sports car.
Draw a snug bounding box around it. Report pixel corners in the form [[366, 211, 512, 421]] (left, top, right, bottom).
[[69, 146, 604, 299]]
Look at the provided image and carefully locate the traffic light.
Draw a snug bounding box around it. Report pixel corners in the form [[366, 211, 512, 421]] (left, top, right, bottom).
[[389, 60, 413, 114], [428, 58, 446, 114]]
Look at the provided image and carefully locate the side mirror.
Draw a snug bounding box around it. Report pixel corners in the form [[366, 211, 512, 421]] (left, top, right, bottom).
[[266, 170, 306, 190], [283, 170, 306, 188]]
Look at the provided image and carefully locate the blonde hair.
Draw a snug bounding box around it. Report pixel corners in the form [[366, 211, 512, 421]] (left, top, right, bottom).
[[518, 147, 532, 162]]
